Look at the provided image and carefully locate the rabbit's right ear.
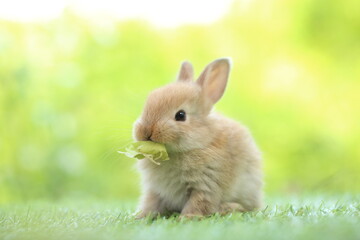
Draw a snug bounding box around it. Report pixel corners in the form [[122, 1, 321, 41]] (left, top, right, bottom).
[[177, 61, 194, 82], [197, 58, 230, 105]]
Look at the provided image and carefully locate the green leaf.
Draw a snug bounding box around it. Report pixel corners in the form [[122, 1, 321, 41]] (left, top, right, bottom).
[[118, 141, 169, 165]]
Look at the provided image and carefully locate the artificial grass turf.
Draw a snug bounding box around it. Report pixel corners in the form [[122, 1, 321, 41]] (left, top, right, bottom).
[[1, 195, 359, 240]]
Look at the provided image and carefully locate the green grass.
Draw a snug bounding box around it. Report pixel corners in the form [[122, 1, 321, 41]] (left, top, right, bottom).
[[1, 195, 360, 240]]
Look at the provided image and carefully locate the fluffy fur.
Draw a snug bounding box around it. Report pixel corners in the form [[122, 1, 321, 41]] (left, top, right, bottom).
[[133, 58, 263, 218]]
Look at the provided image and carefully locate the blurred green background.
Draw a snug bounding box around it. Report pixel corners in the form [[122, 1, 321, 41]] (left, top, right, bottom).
[[1, 0, 360, 203]]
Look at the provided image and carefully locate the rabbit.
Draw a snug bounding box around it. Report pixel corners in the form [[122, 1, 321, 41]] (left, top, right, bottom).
[[133, 58, 263, 218]]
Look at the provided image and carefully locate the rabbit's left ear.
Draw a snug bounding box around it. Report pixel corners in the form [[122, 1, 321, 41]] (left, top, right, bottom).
[[197, 58, 231, 105], [177, 61, 194, 82]]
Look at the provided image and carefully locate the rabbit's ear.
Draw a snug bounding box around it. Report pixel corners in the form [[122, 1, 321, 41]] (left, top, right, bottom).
[[177, 61, 194, 82], [197, 58, 231, 105]]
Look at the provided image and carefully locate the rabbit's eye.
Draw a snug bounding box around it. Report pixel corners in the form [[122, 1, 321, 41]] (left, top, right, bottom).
[[175, 110, 186, 121]]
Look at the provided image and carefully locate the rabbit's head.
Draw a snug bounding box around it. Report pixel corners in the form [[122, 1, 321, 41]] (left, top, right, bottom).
[[133, 58, 231, 152]]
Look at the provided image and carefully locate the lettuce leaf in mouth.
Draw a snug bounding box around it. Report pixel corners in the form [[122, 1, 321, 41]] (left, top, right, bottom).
[[118, 141, 169, 165]]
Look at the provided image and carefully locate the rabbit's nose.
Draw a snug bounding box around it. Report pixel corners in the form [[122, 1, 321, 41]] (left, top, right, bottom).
[[143, 126, 153, 141]]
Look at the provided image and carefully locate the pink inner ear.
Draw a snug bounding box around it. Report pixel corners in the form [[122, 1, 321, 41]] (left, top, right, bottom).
[[198, 59, 230, 104], [206, 68, 227, 103]]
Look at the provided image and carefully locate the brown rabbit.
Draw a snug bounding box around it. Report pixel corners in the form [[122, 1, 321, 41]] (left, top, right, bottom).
[[133, 58, 263, 218]]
